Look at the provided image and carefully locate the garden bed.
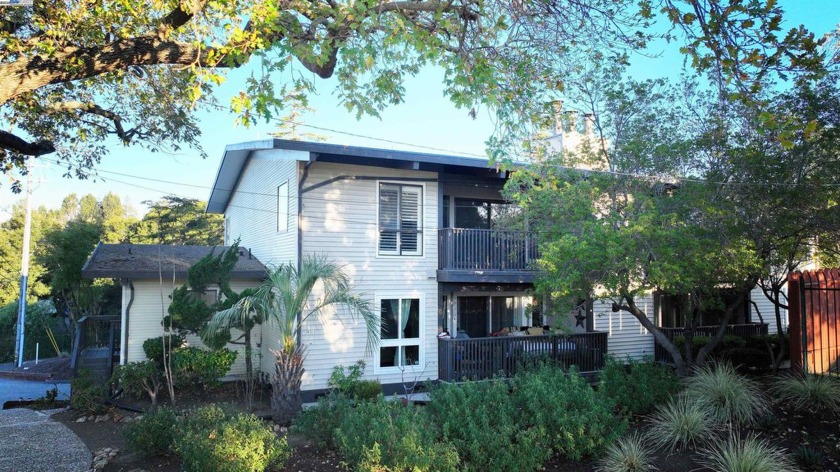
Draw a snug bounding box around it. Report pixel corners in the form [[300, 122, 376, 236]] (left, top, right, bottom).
[[53, 370, 840, 472]]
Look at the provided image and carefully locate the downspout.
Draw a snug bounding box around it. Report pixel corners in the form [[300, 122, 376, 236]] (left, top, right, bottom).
[[296, 157, 315, 348], [123, 279, 135, 365]]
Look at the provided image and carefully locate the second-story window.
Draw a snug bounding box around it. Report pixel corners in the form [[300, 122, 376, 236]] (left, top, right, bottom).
[[378, 183, 422, 256]]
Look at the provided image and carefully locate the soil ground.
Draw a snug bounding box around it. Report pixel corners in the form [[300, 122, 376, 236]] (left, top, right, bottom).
[[53, 376, 840, 472]]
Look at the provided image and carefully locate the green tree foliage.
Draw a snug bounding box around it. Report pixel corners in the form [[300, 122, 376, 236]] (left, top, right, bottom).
[[0, 202, 59, 304], [505, 64, 840, 374], [0, 0, 824, 189], [130, 196, 223, 246]]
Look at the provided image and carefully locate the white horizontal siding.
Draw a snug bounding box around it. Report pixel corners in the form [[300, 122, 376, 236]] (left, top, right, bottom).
[[124, 279, 262, 378], [592, 296, 655, 361], [750, 285, 788, 335], [297, 162, 440, 391], [225, 149, 301, 268]]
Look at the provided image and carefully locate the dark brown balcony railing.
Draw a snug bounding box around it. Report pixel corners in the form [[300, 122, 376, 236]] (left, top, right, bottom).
[[438, 228, 539, 271], [653, 322, 769, 363], [438, 331, 608, 382]]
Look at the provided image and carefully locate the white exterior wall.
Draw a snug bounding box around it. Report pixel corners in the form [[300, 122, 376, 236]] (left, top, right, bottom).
[[123, 279, 262, 378], [222, 149, 304, 374], [750, 285, 788, 335], [592, 295, 656, 360], [224, 149, 302, 267], [299, 162, 440, 391]]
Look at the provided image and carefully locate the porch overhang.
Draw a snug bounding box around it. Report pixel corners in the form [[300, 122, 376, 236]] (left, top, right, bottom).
[[436, 269, 536, 284]]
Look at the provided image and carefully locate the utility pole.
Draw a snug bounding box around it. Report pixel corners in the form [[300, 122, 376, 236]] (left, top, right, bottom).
[[13, 157, 34, 368]]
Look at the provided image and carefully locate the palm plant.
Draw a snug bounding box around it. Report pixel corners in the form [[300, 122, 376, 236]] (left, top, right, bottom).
[[221, 255, 377, 423]]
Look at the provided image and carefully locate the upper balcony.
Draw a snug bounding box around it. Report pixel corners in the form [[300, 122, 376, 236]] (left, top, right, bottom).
[[437, 228, 539, 283]]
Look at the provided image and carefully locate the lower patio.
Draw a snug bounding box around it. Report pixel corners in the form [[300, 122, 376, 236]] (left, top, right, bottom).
[[437, 331, 608, 382]]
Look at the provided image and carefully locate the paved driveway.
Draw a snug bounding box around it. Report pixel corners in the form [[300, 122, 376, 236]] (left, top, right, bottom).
[[0, 408, 90, 472], [0, 378, 70, 407]]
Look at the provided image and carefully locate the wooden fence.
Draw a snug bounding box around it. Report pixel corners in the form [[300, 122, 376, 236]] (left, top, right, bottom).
[[438, 331, 608, 382], [789, 270, 840, 375]]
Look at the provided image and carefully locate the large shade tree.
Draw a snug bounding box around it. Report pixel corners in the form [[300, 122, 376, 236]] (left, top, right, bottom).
[[504, 62, 840, 375], [0, 0, 824, 190]]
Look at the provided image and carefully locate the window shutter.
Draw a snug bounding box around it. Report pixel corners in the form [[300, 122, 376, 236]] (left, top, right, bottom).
[[399, 187, 420, 254], [379, 185, 399, 253]]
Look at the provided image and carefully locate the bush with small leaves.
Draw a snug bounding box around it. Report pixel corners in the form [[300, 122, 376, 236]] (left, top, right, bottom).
[[427, 379, 548, 471], [111, 361, 163, 404], [172, 346, 237, 391], [683, 363, 767, 425], [142, 335, 185, 367], [599, 356, 681, 417], [700, 434, 799, 472], [771, 374, 840, 413], [335, 399, 459, 472], [174, 405, 289, 472], [291, 392, 354, 447], [328, 361, 383, 401], [124, 407, 179, 457], [646, 396, 715, 451], [513, 365, 627, 460], [70, 369, 106, 415], [596, 433, 658, 472]]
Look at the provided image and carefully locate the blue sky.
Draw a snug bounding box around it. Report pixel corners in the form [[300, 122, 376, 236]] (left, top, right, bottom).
[[2, 1, 838, 218]]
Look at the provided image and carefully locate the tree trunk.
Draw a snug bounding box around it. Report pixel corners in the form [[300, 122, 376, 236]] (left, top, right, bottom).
[[695, 280, 757, 366], [770, 285, 788, 373], [271, 346, 305, 425], [244, 327, 253, 410], [622, 295, 687, 376]]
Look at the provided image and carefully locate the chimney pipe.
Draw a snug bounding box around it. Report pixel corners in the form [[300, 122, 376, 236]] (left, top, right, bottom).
[[584, 113, 595, 136]]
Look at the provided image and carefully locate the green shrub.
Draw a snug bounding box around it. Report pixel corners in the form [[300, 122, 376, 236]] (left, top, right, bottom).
[[335, 399, 459, 472], [427, 379, 549, 472], [700, 434, 798, 472], [513, 365, 627, 460], [124, 407, 179, 456], [70, 369, 106, 415], [596, 433, 658, 472], [792, 445, 824, 471], [646, 396, 714, 451], [175, 405, 289, 472], [599, 357, 681, 417], [291, 392, 354, 447], [142, 335, 185, 366], [771, 374, 840, 412], [328, 361, 383, 401], [111, 361, 162, 404], [172, 346, 237, 391], [683, 363, 767, 425], [673, 334, 746, 351]]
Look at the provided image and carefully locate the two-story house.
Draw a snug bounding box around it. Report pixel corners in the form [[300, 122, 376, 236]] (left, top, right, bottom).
[[82, 137, 784, 397]]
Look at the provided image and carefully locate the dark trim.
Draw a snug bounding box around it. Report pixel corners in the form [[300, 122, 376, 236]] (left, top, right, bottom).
[[300, 381, 431, 403], [436, 270, 536, 284], [82, 269, 267, 280], [301, 175, 437, 194]]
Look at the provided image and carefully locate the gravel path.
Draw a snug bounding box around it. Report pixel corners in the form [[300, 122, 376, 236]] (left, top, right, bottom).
[[0, 408, 90, 472]]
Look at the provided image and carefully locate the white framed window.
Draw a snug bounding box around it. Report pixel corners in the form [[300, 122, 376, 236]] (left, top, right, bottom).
[[376, 296, 422, 371], [188, 288, 219, 306], [378, 183, 423, 256], [277, 181, 289, 233]]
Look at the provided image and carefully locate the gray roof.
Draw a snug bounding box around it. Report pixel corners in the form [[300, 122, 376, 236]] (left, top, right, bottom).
[[207, 139, 503, 214], [81, 244, 267, 280]]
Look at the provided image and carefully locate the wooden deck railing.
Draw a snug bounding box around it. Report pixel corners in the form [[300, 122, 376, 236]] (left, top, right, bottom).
[[438, 228, 538, 271], [653, 323, 769, 363], [438, 331, 608, 382]]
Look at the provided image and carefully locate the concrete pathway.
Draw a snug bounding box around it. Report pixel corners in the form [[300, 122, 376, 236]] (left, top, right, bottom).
[[0, 408, 90, 472], [0, 378, 70, 407]]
